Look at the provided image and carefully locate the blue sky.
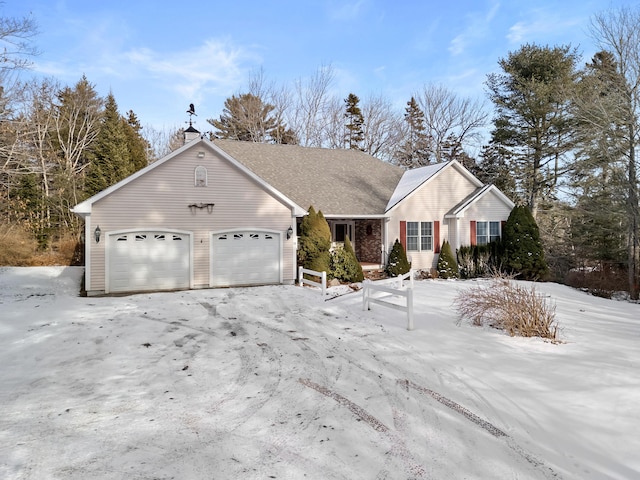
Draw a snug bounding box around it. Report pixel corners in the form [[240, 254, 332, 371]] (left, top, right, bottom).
[[4, 0, 633, 132]]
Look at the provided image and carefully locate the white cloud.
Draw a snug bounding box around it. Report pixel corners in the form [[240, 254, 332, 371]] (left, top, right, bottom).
[[123, 39, 257, 103], [448, 1, 501, 56], [328, 0, 367, 21], [506, 9, 584, 45]]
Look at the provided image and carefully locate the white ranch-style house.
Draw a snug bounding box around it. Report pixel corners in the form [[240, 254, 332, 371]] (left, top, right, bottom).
[[73, 132, 514, 295]]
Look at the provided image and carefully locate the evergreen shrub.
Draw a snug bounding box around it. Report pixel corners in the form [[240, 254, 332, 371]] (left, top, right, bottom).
[[437, 240, 459, 279], [503, 206, 548, 280], [386, 239, 410, 276], [331, 236, 364, 283]]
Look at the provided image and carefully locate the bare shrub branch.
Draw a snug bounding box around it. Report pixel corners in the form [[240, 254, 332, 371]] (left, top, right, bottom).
[[455, 279, 558, 340]]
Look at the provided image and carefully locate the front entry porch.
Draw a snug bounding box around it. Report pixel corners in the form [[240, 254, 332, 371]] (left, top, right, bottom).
[[327, 218, 385, 265]]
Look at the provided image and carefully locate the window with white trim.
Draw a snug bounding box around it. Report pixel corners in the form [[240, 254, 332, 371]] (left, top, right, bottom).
[[407, 221, 433, 251], [476, 221, 501, 245], [194, 166, 207, 187]]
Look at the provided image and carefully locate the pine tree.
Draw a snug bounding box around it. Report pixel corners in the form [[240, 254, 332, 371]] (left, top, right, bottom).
[[386, 239, 410, 276], [486, 44, 579, 219], [208, 93, 287, 143], [503, 205, 548, 280], [395, 96, 431, 168], [437, 240, 459, 279], [344, 93, 364, 150], [476, 142, 518, 201], [124, 109, 149, 171], [85, 93, 131, 196]]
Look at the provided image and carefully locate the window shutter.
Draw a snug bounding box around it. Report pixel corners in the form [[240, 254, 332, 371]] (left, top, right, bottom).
[[400, 221, 406, 250], [501, 220, 507, 236], [470, 220, 477, 246], [434, 221, 440, 253]]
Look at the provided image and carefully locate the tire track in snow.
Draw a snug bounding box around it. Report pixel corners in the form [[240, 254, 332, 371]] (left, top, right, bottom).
[[400, 379, 561, 479], [299, 378, 428, 479]]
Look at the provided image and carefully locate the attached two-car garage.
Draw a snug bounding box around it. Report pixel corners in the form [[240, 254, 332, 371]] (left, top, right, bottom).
[[106, 229, 281, 293]]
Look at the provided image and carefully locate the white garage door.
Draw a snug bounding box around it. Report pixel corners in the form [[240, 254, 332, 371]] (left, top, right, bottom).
[[108, 231, 191, 293], [210, 231, 281, 287]]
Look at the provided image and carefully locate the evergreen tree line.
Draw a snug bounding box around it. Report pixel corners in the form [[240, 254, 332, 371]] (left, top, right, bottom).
[[1, 75, 150, 253]]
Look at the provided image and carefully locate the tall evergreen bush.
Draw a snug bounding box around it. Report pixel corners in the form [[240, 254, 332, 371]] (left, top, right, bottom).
[[298, 206, 331, 276], [503, 205, 548, 280]]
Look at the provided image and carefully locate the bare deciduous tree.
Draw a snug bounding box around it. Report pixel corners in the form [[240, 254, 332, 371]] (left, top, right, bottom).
[[361, 94, 403, 161], [290, 64, 336, 147], [417, 83, 488, 163]]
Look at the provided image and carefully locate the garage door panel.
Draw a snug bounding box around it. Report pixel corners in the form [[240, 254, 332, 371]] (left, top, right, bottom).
[[210, 231, 281, 287], [108, 231, 190, 293]]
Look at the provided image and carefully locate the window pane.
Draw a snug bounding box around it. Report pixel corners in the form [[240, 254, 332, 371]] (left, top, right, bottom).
[[476, 221, 488, 245], [421, 222, 432, 251], [489, 221, 501, 242], [406, 222, 418, 251]]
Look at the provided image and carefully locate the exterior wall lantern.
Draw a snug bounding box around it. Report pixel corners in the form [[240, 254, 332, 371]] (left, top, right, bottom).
[[94, 225, 101, 243], [286, 226, 293, 240]]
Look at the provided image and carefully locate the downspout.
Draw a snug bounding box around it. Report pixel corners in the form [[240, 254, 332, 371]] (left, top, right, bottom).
[[83, 215, 92, 293], [382, 217, 390, 266], [291, 212, 298, 283]]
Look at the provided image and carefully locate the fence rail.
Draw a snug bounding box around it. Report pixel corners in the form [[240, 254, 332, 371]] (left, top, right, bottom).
[[362, 270, 414, 330], [298, 266, 327, 297]]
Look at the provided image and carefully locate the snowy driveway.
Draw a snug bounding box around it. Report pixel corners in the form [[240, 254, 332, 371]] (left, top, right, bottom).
[[1, 267, 639, 479]]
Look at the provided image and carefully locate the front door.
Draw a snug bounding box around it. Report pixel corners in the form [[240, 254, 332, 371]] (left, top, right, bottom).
[[331, 221, 355, 248]]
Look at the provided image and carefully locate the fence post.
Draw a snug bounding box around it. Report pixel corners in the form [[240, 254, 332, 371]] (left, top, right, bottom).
[[407, 287, 414, 331], [362, 279, 370, 310], [298, 266, 303, 287], [409, 269, 414, 289], [321, 271, 326, 297]]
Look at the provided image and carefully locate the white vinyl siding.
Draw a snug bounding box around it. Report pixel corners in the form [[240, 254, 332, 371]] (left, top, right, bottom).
[[388, 165, 478, 270], [87, 146, 295, 293]]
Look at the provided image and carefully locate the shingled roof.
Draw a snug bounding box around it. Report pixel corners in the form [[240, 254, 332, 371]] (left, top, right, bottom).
[[213, 139, 405, 217]]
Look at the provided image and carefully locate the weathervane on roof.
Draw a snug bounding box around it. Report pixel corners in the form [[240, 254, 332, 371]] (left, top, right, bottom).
[[186, 103, 197, 127]]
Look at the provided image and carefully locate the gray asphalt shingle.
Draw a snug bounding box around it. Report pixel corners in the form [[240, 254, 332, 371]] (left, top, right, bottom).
[[214, 139, 404, 216]]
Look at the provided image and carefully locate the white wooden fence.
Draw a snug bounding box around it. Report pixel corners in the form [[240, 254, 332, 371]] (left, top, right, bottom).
[[362, 270, 414, 330], [298, 266, 327, 297]]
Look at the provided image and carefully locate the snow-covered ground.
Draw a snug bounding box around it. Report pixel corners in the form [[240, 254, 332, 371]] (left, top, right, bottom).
[[1, 267, 638, 480]]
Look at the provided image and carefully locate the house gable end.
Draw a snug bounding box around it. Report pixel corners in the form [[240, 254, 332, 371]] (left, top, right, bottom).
[[386, 160, 482, 214], [446, 184, 515, 218], [72, 138, 305, 217]]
